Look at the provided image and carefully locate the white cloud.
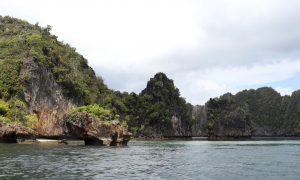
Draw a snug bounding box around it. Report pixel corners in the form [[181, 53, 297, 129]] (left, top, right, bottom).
[[1, 1, 199, 63], [206, 59, 300, 85], [175, 59, 300, 104], [275, 86, 293, 96], [179, 79, 239, 105]]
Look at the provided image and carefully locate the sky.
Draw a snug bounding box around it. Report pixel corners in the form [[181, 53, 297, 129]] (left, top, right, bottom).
[[1, 0, 300, 105]]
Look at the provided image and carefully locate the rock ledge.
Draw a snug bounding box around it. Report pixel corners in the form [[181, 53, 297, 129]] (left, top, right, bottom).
[[0, 122, 39, 143], [63, 112, 131, 146]]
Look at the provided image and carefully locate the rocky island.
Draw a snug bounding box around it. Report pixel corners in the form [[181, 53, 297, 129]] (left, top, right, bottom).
[[1, 15, 300, 143], [206, 98, 251, 140], [0, 16, 131, 145]]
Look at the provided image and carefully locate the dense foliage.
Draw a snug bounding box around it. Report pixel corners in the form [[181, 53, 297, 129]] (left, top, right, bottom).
[[134, 73, 193, 136], [0, 16, 108, 128], [0, 99, 37, 127], [233, 87, 283, 132], [204, 87, 300, 136], [97, 73, 194, 136], [205, 98, 251, 137], [70, 104, 115, 121], [0, 15, 108, 103]]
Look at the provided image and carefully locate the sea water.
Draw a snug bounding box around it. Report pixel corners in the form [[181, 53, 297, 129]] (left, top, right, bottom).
[[0, 138, 299, 180]]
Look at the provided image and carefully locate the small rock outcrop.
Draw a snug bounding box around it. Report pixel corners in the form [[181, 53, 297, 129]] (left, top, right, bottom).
[[0, 122, 39, 143], [206, 98, 252, 139], [58, 139, 68, 145], [63, 112, 131, 146]]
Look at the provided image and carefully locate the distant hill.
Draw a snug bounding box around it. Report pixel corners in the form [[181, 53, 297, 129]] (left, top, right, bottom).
[[193, 87, 300, 137]]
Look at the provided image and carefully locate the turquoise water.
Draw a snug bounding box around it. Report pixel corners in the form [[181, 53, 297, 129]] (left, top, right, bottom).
[[0, 139, 300, 179]]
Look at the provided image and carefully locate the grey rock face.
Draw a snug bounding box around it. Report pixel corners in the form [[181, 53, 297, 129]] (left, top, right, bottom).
[[206, 98, 252, 139], [20, 58, 84, 136]]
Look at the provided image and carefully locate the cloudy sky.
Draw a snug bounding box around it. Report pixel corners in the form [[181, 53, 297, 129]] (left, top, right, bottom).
[[1, 0, 300, 105]]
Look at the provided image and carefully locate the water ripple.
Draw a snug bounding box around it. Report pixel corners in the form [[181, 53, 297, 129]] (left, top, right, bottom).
[[0, 140, 300, 179]]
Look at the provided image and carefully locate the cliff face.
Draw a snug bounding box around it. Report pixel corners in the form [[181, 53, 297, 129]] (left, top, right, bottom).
[[20, 58, 84, 136], [233, 87, 300, 136], [233, 87, 283, 136], [191, 87, 300, 137], [206, 98, 251, 139], [281, 90, 300, 136], [190, 105, 207, 136]]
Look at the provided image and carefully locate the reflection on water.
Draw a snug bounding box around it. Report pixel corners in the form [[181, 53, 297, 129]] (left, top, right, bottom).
[[0, 138, 300, 179]]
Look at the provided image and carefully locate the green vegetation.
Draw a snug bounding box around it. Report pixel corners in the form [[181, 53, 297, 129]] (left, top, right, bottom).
[[0, 15, 110, 128], [204, 87, 300, 136], [232, 87, 283, 133], [121, 121, 128, 129], [206, 99, 230, 135], [24, 114, 38, 129], [282, 90, 300, 135], [190, 104, 207, 135], [0, 99, 10, 123], [0, 16, 193, 135], [205, 98, 251, 137], [67, 73, 193, 136], [129, 72, 193, 135], [6, 15, 300, 137], [0, 59, 24, 99], [0, 15, 107, 104], [0, 99, 10, 116], [70, 104, 116, 121], [0, 98, 38, 128]]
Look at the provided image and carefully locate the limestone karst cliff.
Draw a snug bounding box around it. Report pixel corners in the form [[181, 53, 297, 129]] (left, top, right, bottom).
[[20, 57, 83, 136], [117, 72, 193, 137], [138, 72, 193, 136], [206, 98, 251, 139], [233, 87, 300, 136], [192, 87, 300, 137], [0, 15, 109, 140]]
